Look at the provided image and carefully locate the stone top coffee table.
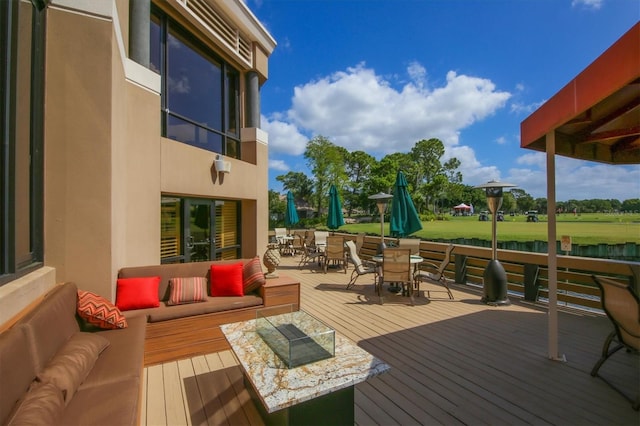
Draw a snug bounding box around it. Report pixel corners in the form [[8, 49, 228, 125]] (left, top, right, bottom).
[[221, 309, 389, 424]]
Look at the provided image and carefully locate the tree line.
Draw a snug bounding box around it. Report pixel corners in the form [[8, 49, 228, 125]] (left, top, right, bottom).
[[270, 135, 640, 223]]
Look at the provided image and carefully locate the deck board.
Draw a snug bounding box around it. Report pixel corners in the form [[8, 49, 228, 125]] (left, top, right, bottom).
[[143, 256, 640, 425]]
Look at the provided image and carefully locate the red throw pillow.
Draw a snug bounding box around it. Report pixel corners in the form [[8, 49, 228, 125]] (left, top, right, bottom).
[[77, 290, 128, 329], [210, 262, 244, 296], [116, 276, 160, 311]]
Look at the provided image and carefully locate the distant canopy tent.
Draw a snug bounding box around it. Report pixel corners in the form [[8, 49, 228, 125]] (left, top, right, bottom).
[[454, 203, 471, 211], [390, 171, 423, 237], [285, 191, 299, 227], [326, 184, 345, 230]]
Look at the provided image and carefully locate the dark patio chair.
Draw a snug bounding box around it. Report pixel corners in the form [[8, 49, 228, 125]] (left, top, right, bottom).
[[297, 234, 323, 270], [345, 240, 376, 290], [414, 244, 455, 300], [591, 275, 639, 410]]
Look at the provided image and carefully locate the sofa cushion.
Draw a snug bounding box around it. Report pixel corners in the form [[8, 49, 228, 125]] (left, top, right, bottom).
[[210, 262, 244, 296], [116, 276, 160, 311], [167, 277, 208, 305], [20, 283, 80, 372], [0, 325, 37, 425], [60, 377, 140, 426], [243, 256, 266, 294], [5, 382, 65, 426], [79, 315, 147, 389], [36, 332, 110, 404], [145, 295, 263, 322], [77, 290, 128, 330]]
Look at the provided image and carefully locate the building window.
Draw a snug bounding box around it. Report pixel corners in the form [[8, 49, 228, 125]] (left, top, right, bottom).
[[0, 0, 45, 286], [150, 9, 241, 158], [161, 196, 240, 264]]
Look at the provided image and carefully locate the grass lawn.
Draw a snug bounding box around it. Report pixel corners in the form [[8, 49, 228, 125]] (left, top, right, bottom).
[[340, 213, 640, 245]]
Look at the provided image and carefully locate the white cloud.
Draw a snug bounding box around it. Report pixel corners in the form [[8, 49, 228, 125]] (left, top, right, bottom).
[[496, 136, 508, 145], [261, 115, 308, 155], [285, 63, 511, 157], [268, 159, 289, 172], [507, 153, 640, 201], [571, 0, 603, 10]]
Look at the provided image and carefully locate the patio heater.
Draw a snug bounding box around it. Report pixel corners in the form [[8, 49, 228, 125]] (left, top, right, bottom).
[[368, 192, 393, 254], [475, 180, 516, 306]]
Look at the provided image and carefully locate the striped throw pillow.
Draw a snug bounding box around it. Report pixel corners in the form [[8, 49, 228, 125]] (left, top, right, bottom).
[[243, 256, 266, 294], [167, 277, 208, 305]]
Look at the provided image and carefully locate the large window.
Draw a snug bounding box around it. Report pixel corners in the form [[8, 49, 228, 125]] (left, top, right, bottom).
[[161, 196, 240, 264], [0, 0, 45, 286], [150, 9, 240, 158]]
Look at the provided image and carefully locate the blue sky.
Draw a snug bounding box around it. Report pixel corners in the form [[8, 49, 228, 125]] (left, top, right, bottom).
[[246, 0, 639, 201]]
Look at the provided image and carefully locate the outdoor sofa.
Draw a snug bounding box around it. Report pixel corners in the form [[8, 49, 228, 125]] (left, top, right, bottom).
[[0, 258, 300, 425]]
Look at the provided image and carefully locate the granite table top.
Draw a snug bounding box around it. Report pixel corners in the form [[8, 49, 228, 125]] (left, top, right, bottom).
[[220, 316, 390, 413]]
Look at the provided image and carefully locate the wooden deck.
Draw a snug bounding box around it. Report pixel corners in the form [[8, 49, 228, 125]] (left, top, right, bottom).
[[142, 255, 640, 425]]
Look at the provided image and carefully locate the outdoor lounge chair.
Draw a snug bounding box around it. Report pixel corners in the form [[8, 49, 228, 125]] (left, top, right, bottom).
[[345, 240, 376, 289], [414, 244, 455, 300], [323, 236, 347, 273], [378, 248, 414, 305], [590, 275, 639, 410]]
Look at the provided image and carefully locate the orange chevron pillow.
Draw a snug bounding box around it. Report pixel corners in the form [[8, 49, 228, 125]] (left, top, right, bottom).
[[77, 290, 128, 329]]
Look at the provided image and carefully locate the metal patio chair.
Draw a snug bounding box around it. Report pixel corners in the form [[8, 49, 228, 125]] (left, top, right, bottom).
[[345, 240, 376, 290], [414, 244, 455, 300], [323, 236, 347, 273], [590, 275, 639, 410], [377, 248, 413, 305]]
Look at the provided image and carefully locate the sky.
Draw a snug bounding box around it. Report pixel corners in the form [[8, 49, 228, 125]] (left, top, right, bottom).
[[245, 0, 639, 202]]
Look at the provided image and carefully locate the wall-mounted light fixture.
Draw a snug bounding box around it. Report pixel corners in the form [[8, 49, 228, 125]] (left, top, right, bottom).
[[214, 154, 231, 174]]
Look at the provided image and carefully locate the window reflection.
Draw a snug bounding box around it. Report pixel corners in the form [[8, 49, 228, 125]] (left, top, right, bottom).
[[150, 9, 240, 159]]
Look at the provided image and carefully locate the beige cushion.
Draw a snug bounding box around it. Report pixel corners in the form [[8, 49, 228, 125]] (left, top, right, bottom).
[[6, 382, 65, 426], [36, 332, 110, 404]]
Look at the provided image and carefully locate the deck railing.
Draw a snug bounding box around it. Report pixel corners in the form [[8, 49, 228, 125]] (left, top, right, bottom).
[[277, 230, 639, 313]]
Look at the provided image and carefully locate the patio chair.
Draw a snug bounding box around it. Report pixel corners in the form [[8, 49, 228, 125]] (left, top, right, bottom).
[[377, 248, 413, 305], [323, 236, 347, 274], [291, 232, 305, 256], [274, 227, 293, 255], [398, 238, 421, 255], [345, 240, 376, 289], [314, 230, 328, 251], [414, 244, 455, 300], [298, 234, 323, 270], [590, 275, 639, 410]]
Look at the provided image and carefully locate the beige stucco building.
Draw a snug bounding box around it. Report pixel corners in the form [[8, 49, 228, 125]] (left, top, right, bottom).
[[0, 0, 276, 325]]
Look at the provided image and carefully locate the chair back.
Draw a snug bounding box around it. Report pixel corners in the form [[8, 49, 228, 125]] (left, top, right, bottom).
[[398, 238, 421, 255], [382, 248, 412, 283], [592, 275, 640, 351], [325, 236, 344, 261], [355, 233, 366, 254], [314, 231, 328, 247], [345, 240, 364, 270], [437, 244, 455, 275], [274, 227, 287, 243]]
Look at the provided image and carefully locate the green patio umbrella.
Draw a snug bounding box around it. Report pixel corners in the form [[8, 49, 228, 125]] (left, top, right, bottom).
[[326, 184, 345, 230], [390, 170, 423, 237], [284, 191, 299, 227]]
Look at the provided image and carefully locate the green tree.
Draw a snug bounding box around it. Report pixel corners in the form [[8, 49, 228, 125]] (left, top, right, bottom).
[[344, 150, 375, 216], [622, 198, 640, 212], [510, 188, 535, 213], [275, 171, 314, 205], [268, 189, 285, 228], [304, 135, 348, 216]]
